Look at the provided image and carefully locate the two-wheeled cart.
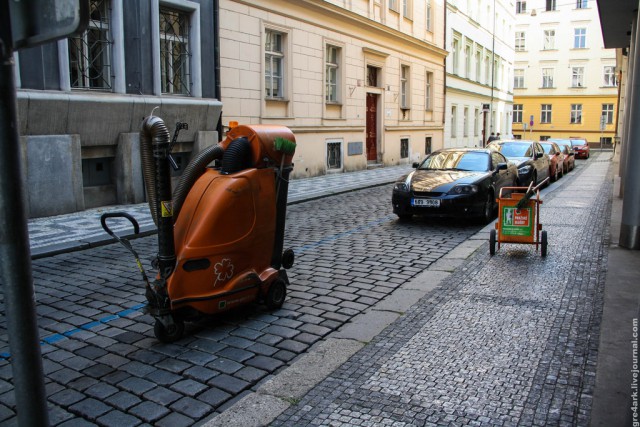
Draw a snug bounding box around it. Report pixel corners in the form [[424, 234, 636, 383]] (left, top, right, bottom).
[[489, 179, 548, 257]]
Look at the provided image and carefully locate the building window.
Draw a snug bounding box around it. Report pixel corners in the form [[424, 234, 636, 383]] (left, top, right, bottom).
[[542, 68, 554, 88], [571, 67, 584, 87], [451, 106, 457, 138], [327, 141, 342, 169], [425, 71, 433, 110], [514, 69, 524, 89], [82, 157, 113, 187], [426, 0, 432, 32], [425, 137, 432, 154], [513, 104, 523, 123], [265, 29, 284, 98], [400, 65, 410, 109], [516, 1, 526, 14], [326, 45, 340, 103], [541, 104, 552, 123], [464, 107, 469, 137], [571, 104, 582, 124], [546, 0, 556, 11], [543, 30, 555, 50], [389, 0, 398, 12], [402, 0, 412, 19], [160, 6, 191, 95], [68, 0, 112, 90], [515, 32, 525, 52], [484, 55, 490, 85], [474, 108, 480, 136], [574, 28, 586, 48], [400, 138, 409, 159], [604, 66, 617, 87], [576, 0, 588, 9], [367, 65, 379, 87], [602, 104, 614, 124], [475, 50, 482, 81], [452, 38, 460, 75], [465, 45, 471, 78]]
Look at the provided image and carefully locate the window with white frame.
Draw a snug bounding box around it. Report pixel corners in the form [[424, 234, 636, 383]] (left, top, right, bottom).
[[465, 45, 472, 78], [484, 55, 490, 85], [325, 45, 340, 103], [400, 65, 410, 109], [451, 106, 457, 138], [475, 49, 482, 81], [452, 37, 460, 75], [543, 30, 555, 50], [515, 32, 525, 52], [160, 6, 192, 95], [602, 104, 614, 124], [265, 29, 285, 98], [389, 0, 398, 12], [513, 104, 523, 123], [516, 1, 526, 14], [570, 104, 582, 124], [327, 140, 342, 169], [426, 0, 433, 32], [68, 0, 112, 90], [542, 68, 554, 88], [546, 0, 556, 11], [425, 71, 433, 110], [571, 67, 584, 87], [541, 104, 552, 123], [576, 0, 587, 9], [474, 108, 480, 136], [402, 0, 412, 19], [514, 69, 524, 89], [604, 66, 617, 87], [464, 107, 469, 137], [574, 28, 586, 48]]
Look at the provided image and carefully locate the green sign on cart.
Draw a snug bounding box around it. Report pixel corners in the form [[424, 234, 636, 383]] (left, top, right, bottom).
[[501, 206, 534, 236]]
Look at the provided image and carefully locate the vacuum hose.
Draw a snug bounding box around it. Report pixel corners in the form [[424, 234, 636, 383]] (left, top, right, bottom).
[[140, 116, 176, 278], [172, 144, 224, 222]]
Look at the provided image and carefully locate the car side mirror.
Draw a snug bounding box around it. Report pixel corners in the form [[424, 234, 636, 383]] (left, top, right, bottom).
[[535, 152, 543, 159], [496, 163, 508, 171], [412, 162, 419, 168]]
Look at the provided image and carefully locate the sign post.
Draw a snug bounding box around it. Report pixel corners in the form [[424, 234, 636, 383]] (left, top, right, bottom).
[[600, 114, 606, 149], [529, 115, 534, 138]]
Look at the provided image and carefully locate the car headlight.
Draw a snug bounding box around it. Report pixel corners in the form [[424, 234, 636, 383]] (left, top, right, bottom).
[[447, 184, 478, 195], [394, 183, 409, 192], [518, 165, 532, 174]]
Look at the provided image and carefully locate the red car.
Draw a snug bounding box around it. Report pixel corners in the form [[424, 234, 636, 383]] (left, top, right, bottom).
[[570, 138, 590, 159], [540, 141, 564, 182]]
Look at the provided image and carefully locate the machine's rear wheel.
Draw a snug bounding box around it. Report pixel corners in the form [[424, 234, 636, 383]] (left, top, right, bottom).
[[541, 230, 548, 257], [154, 318, 185, 343], [489, 229, 497, 256], [282, 248, 295, 269], [265, 279, 286, 310]]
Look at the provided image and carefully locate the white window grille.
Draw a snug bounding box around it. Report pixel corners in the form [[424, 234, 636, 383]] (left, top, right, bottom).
[[516, 1, 526, 14], [541, 104, 552, 123], [265, 29, 284, 98], [514, 69, 524, 89], [326, 45, 340, 103], [425, 71, 433, 110], [574, 28, 586, 48], [576, 0, 588, 9], [515, 32, 525, 52], [546, 0, 556, 11], [401, 65, 410, 109], [570, 104, 582, 124], [602, 104, 614, 124], [542, 68, 554, 88], [543, 30, 555, 50], [426, 0, 432, 31], [604, 66, 617, 87], [513, 104, 523, 123], [451, 106, 457, 138], [572, 67, 584, 87]]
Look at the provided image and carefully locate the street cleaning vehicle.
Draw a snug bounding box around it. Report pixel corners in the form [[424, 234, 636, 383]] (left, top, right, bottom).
[[489, 179, 549, 257], [101, 116, 297, 342]]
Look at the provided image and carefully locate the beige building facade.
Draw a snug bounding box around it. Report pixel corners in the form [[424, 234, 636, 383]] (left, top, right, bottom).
[[219, 0, 447, 179]]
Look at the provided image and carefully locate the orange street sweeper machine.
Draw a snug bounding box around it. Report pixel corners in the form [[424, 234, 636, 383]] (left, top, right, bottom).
[[101, 116, 297, 342]]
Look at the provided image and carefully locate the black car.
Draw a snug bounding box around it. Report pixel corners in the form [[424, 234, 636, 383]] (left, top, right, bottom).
[[487, 140, 550, 187], [392, 148, 518, 223]]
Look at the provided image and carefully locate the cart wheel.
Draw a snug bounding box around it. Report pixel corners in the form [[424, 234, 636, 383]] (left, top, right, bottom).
[[154, 318, 184, 343], [282, 248, 295, 269], [489, 229, 497, 256], [541, 230, 548, 257], [265, 278, 287, 310]]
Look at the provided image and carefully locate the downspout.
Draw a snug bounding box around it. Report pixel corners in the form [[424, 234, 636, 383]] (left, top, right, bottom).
[[443, 5, 447, 130], [214, 0, 223, 139], [490, 0, 496, 136]]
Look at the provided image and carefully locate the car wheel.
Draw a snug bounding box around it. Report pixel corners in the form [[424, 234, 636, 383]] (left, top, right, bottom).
[[481, 192, 495, 224], [397, 213, 412, 221], [541, 230, 548, 257]]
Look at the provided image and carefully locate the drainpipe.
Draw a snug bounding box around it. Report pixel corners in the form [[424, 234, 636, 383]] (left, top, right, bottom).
[[214, 0, 223, 139]]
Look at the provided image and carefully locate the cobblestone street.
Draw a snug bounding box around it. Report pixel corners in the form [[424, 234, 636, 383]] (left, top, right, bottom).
[[273, 154, 612, 426], [1, 171, 481, 425]]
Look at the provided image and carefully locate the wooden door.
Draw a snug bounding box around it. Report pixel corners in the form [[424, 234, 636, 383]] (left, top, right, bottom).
[[366, 93, 378, 161]]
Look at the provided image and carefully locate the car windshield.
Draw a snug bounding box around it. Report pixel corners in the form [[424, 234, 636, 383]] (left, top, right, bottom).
[[540, 143, 554, 154], [494, 142, 531, 158], [419, 151, 489, 172], [571, 140, 585, 147]]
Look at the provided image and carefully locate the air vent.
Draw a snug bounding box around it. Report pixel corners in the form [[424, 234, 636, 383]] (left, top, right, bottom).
[[531, 9, 537, 16]]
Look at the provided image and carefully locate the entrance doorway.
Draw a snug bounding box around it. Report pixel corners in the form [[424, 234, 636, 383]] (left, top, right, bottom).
[[366, 93, 378, 162]]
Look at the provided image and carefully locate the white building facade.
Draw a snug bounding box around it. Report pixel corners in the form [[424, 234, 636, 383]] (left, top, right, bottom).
[[445, 0, 515, 147], [219, 0, 447, 178]]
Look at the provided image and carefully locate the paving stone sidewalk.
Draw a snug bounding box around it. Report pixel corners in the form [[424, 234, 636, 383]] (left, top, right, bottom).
[[212, 153, 613, 426]]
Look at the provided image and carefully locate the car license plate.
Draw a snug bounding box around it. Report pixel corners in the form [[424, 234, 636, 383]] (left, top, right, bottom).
[[411, 198, 440, 207]]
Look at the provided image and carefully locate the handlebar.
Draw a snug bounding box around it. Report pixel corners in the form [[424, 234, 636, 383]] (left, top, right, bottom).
[[100, 212, 140, 238]]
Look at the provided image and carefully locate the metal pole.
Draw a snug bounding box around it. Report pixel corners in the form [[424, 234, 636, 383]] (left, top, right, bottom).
[[0, 38, 50, 427], [489, 0, 496, 135]]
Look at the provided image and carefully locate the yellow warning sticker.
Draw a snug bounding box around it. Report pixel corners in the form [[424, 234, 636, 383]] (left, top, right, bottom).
[[161, 200, 173, 217]]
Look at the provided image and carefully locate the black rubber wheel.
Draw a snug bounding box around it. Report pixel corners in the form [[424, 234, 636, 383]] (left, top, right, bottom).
[[481, 192, 495, 224], [154, 317, 185, 343], [489, 229, 496, 256], [541, 230, 548, 257], [282, 248, 295, 269], [396, 213, 412, 221], [265, 279, 286, 310]]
